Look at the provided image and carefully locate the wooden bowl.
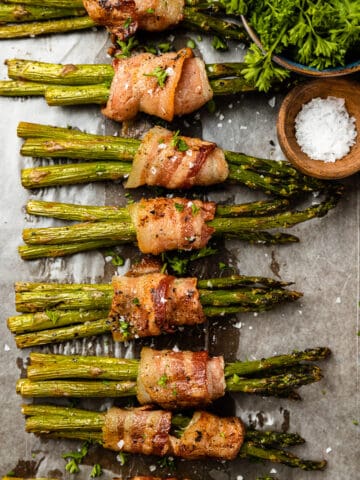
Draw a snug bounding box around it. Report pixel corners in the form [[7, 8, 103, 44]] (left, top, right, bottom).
[[277, 79, 360, 179], [241, 16, 360, 77]]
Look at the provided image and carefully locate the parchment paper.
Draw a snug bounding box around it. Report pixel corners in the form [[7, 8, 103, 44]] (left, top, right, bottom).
[[0, 27, 359, 480]]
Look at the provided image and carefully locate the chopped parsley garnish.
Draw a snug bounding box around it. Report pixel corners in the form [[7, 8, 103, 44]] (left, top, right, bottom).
[[162, 246, 217, 275], [90, 464, 102, 478], [46, 309, 60, 325], [132, 297, 140, 305], [111, 254, 124, 267], [219, 262, 227, 270], [117, 452, 128, 466], [62, 442, 89, 474], [158, 455, 175, 470], [143, 66, 169, 88], [191, 203, 200, 215], [146, 7, 155, 13], [174, 202, 185, 212], [186, 39, 196, 49], [212, 35, 228, 51], [119, 319, 131, 340], [157, 42, 172, 53], [171, 130, 189, 152], [116, 36, 139, 58], [123, 17, 132, 29], [158, 373, 169, 386]]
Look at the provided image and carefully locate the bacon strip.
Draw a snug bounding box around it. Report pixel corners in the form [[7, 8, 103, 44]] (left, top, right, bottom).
[[83, 0, 184, 38], [103, 407, 245, 460], [103, 406, 171, 455], [137, 347, 226, 409], [109, 272, 205, 341], [102, 49, 213, 122], [128, 197, 216, 255], [170, 411, 245, 460], [126, 126, 229, 189]]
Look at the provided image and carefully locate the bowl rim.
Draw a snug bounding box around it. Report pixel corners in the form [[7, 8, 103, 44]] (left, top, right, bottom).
[[276, 78, 360, 179], [241, 15, 360, 77]]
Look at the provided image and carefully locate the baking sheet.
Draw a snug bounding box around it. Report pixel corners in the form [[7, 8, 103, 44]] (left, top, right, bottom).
[[0, 27, 359, 480]]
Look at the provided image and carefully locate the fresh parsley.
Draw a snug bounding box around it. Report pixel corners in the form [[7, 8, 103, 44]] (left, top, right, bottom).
[[212, 35, 228, 51], [90, 464, 102, 478], [123, 17, 132, 29], [116, 36, 139, 58], [62, 442, 89, 474], [117, 452, 128, 466], [143, 66, 169, 88], [46, 309, 60, 325], [119, 319, 131, 340], [241, 0, 360, 91], [174, 202, 185, 212], [171, 130, 189, 152], [191, 203, 200, 215], [158, 455, 175, 469], [158, 373, 169, 386]]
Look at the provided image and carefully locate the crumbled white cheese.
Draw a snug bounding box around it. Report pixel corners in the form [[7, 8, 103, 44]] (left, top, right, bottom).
[[335, 297, 341, 304], [295, 96, 357, 162], [326, 447, 332, 454], [117, 439, 124, 449], [149, 465, 157, 472], [4, 344, 10, 352]]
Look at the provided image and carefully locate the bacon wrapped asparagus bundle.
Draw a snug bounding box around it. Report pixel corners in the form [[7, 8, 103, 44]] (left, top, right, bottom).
[[19, 191, 342, 260], [9, 262, 302, 347], [0, 51, 263, 122], [17, 346, 330, 402], [22, 404, 327, 470], [18, 122, 327, 196], [0, 0, 246, 40]]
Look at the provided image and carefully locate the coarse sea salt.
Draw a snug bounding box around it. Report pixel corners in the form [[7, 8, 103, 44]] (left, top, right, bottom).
[[295, 96, 357, 162]]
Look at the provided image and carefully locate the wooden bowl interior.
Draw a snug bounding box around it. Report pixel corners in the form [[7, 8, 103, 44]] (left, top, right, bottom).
[[277, 79, 360, 179]]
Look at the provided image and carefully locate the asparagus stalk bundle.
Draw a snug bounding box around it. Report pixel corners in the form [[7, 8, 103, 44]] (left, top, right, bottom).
[[16, 347, 330, 400], [18, 122, 327, 196], [0, 0, 246, 40], [22, 404, 327, 471], [18, 189, 342, 260], [0, 56, 262, 111], [9, 273, 302, 348]]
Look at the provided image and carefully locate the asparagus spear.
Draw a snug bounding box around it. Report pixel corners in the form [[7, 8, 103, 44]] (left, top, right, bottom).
[[8, 274, 302, 347], [21, 404, 327, 471], [0, 58, 257, 104], [16, 348, 329, 398], [17, 122, 327, 196], [18, 191, 342, 260], [0, 16, 97, 39], [0, 4, 246, 40], [0, 5, 86, 23]]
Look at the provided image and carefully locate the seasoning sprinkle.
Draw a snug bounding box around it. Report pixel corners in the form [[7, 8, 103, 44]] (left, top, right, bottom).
[[295, 96, 357, 162]]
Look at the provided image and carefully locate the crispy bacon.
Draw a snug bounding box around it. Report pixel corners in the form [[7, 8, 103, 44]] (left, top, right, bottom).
[[109, 272, 205, 341], [170, 411, 245, 460], [102, 49, 213, 122], [137, 347, 226, 409], [103, 406, 171, 455], [83, 0, 184, 38], [126, 126, 229, 189], [128, 197, 216, 255], [103, 407, 245, 460]]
